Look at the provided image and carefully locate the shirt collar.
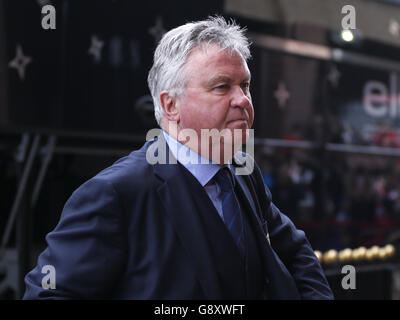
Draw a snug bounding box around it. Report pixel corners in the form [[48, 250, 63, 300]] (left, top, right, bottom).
[[162, 130, 222, 187]]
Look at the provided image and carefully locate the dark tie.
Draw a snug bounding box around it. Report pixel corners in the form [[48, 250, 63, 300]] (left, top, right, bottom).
[[214, 167, 246, 259]]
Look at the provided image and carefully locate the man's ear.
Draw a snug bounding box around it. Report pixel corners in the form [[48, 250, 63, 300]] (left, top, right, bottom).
[[160, 91, 180, 122]]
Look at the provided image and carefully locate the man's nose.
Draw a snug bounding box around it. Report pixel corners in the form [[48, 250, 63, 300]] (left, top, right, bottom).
[[230, 85, 251, 109]]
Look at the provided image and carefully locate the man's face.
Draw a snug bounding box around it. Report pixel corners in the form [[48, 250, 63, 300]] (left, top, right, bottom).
[[175, 44, 254, 142]]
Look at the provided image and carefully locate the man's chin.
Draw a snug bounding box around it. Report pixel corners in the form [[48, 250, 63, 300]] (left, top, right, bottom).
[[227, 120, 249, 129]]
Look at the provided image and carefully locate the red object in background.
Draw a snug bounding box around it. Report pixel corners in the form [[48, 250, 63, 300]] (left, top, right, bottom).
[[372, 128, 400, 148]]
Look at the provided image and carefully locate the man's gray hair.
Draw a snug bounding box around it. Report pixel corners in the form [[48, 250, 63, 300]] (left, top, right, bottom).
[[147, 16, 251, 125]]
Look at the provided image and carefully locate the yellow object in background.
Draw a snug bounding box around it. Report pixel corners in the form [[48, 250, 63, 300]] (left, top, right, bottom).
[[383, 244, 395, 258], [323, 249, 338, 264], [338, 248, 353, 262], [314, 250, 323, 263], [321, 244, 396, 264], [351, 247, 367, 261], [365, 246, 380, 260]]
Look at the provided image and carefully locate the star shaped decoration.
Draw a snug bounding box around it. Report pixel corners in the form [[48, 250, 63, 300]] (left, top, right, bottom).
[[88, 35, 105, 63], [148, 16, 166, 44], [8, 44, 32, 81], [274, 81, 290, 109], [389, 19, 400, 37], [328, 65, 341, 87]]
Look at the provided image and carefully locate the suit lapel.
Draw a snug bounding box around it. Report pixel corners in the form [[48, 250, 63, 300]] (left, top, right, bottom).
[[234, 173, 272, 257], [232, 156, 269, 240], [233, 162, 300, 299], [151, 136, 222, 299]]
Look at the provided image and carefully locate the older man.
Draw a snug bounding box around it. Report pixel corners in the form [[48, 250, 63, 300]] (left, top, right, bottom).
[[24, 16, 333, 299]]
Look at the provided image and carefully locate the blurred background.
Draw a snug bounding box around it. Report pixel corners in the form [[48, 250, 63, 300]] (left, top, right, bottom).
[[1, 0, 400, 300]]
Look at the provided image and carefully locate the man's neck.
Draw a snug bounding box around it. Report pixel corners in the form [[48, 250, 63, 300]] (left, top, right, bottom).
[[161, 123, 239, 166]]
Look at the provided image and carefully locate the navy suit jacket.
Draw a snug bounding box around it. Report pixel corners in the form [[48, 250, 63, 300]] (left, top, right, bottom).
[[24, 136, 333, 299]]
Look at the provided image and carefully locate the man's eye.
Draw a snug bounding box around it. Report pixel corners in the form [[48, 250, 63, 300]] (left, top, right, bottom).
[[241, 82, 250, 89], [215, 84, 229, 90]]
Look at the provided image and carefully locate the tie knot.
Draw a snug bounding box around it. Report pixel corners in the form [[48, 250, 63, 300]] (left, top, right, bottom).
[[214, 167, 235, 194]]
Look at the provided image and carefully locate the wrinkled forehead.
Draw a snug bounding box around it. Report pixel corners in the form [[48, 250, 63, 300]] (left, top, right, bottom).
[[183, 43, 250, 76]]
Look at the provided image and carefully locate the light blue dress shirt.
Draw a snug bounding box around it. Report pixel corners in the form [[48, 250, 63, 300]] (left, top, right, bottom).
[[163, 130, 227, 221]]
